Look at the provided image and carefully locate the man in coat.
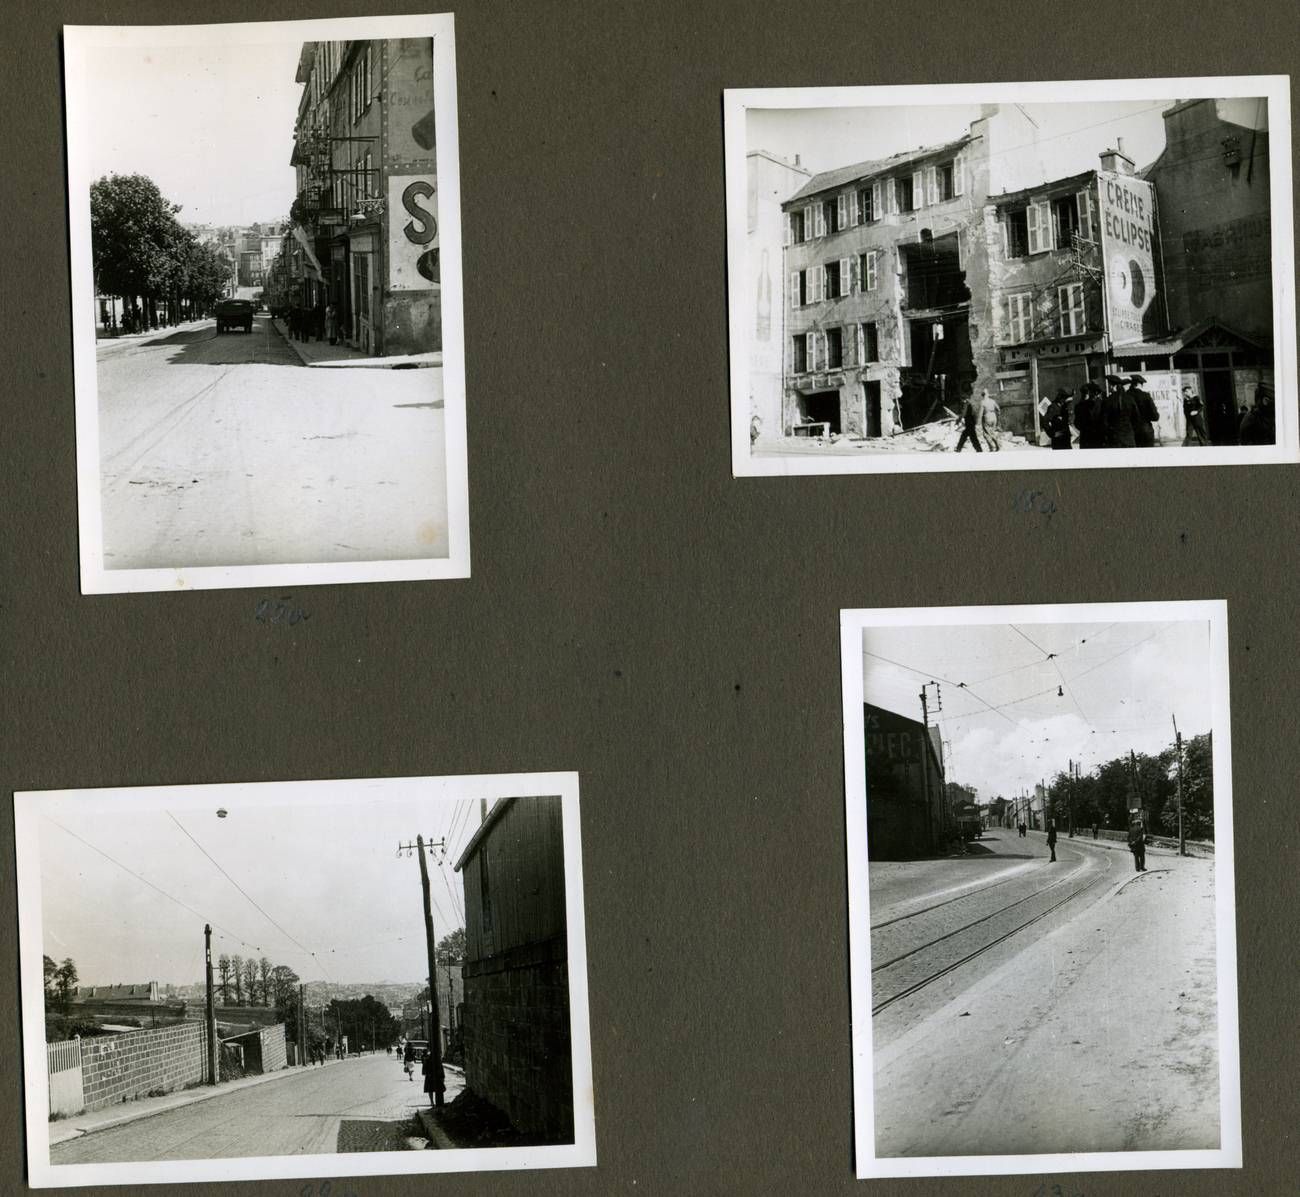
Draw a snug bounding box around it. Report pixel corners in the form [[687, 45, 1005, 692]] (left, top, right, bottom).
[[1042, 388, 1074, 450], [1239, 386, 1276, 445], [1182, 385, 1210, 445], [955, 389, 983, 452], [1127, 820, 1147, 872], [1046, 819, 1058, 863], [1128, 375, 1160, 446], [1074, 382, 1106, 448], [1102, 374, 1138, 448]]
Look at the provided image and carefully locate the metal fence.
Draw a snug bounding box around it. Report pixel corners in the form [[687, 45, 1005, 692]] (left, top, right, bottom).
[[47, 1039, 83, 1118]]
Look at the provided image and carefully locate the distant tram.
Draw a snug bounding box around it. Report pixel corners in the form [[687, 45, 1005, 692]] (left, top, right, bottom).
[[953, 801, 982, 842]]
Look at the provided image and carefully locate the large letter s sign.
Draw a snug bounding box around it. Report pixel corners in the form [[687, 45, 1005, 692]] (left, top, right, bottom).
[[402, 181, 437, 246]]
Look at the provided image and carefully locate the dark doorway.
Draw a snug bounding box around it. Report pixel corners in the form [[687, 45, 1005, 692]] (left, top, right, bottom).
[[865, 381, 882, 438], [900, 314, 972, 427], [801, 390, 841, 433], [1203, 371, 1237, 443]]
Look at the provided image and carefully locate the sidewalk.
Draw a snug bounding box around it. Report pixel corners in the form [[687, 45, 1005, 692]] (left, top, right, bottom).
[[1023, 826, 1214, 860], [48, 1057, 354, 1146], [270, 317, 440, 370], [873, 854, 1221, 1157]]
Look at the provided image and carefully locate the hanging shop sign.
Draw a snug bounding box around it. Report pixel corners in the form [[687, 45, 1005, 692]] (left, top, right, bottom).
[[388, 174, 439, 291], [1097, 172, 1158, 347]]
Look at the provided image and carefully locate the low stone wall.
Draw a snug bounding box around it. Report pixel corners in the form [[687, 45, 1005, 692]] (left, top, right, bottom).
[[78, 1021, 209, 1112]]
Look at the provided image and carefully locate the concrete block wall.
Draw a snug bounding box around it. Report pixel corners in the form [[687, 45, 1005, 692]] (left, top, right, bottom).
[[463, 951, 572, 1143], [78, 1022, 209, 1112], [259, 1024, 287, 1072]]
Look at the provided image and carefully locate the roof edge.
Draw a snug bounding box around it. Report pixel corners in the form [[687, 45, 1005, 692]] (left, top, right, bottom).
[[453, 797, 517, 870]]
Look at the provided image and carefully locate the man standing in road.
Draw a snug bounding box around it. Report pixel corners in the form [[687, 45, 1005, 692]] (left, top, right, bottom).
[[1128, 819, 1147, 872], [1182, 385, 1210, 445], [1046, 820, 1058, 863], [1128, 375, 1160, 446]]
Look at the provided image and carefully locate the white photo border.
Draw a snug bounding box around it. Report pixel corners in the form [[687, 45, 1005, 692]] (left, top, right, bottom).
[[16, 772, 595, 1187], [839, 600, 1241, 1178], [65, 14, 471, 592], [726, 76, 1297, 477]]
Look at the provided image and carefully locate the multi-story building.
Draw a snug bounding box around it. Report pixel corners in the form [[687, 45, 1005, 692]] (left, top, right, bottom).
[[289, 37, 440, 357], [777, 104, 1265, 445]]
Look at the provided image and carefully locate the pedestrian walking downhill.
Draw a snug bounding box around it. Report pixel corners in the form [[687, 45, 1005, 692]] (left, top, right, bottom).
[[422, 1046, 446, 1110], [403, 1039, 416, 1080], [1046, 820, 1057, 863]]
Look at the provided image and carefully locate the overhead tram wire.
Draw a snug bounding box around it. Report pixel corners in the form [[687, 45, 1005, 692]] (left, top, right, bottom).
[[165, 811, 334, 982], [47, 820, 263, 953], [1008, 624, 1093, 728], [863, 649, 1019, 727]]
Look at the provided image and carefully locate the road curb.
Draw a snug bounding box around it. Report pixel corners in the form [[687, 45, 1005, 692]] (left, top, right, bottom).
[[416, 1108, 459, 1151], [48, 1062, 341, 1146]]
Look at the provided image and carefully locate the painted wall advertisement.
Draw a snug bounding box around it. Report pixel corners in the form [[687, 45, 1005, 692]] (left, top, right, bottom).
[[1098, 171, 1158, 346], [388, 174, 439, 291]]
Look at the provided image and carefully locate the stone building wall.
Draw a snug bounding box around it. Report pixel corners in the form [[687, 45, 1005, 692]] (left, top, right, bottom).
[[78, 1022, 209, 1112]]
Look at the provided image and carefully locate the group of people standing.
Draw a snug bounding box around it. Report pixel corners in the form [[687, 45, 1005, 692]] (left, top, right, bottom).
[[285, 301, 341, 346]]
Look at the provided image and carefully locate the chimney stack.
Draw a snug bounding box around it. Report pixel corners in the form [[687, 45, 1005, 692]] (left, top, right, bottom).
[[1099, 141, 1135, 176]]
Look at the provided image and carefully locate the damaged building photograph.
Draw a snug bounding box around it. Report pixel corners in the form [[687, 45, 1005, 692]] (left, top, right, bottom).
[[726, 79, 1295, 473]]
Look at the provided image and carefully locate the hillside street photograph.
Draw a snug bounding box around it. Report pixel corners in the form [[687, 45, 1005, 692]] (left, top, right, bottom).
[[840, 602, 1240, 1179], [64, 16, 469, 592], [726, 77, 1296, 475], [16, 775, 595, 1188]]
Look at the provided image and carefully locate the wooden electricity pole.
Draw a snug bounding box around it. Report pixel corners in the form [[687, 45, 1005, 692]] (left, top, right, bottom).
[[1173, 714, 1186, 857], [204, 925, 218, 1086], [398, 835, 447, 1106]]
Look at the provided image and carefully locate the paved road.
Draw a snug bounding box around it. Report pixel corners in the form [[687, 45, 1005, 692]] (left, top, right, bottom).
[[52, 1055, 463, 1163], [95, 315, 448, 570]]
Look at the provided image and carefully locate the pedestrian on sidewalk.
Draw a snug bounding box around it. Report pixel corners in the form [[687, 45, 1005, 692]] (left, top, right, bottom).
[[1092, 820, 1099, 840], [422, 1047, 445, 1110], [955, 390, 983, 452], [1046, 820, 1057, 862], [403, 1039, 416, 1080], [1017, 821, 1026, 838], [1043, 388, 1074, 450], [325, 302, 339, 346], [1128, 375, 1159, 446], [1182, 385, 1209, 445], [1128, 820, 1147, 872]]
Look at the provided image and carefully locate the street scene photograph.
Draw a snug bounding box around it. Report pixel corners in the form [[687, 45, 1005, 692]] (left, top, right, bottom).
[[726, 78, 1296, 475], [64, 15, 469, 592], [16, 774, 595, 1188], [840, 602, 1240, 1178]]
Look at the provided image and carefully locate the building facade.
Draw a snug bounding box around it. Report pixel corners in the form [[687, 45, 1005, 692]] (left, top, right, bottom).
[[864, 703, 947, 859], [455, 797, 572, 1143], [288, 37, 441, 357]]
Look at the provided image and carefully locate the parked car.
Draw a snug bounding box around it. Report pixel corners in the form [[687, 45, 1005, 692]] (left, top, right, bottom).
[[214, 298, 255, 334]]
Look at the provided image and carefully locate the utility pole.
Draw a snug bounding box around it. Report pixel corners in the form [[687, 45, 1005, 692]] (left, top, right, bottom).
[[919, 686, 936, 852], [398, 834, 447, 1106], [1173, 714, 1186, 857], [204, 925, 218, 1086], [298, 983, 306, 1065]]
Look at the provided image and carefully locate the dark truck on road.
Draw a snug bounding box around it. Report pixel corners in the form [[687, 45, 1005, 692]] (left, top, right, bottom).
[[214, 298, 255, 334]]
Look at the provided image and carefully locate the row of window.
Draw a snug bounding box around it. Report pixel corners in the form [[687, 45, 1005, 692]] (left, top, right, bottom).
[[1002, 191, 1094, 258], [791, 322, 880, 373], [1003, 283, 1088, 342], [788, 157, 964, 244], [792, 252, 881, 306], [329, 149, 376, 212]]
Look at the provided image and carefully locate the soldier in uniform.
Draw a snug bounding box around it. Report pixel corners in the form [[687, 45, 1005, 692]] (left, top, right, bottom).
[[1042, 388, 1074, 450]]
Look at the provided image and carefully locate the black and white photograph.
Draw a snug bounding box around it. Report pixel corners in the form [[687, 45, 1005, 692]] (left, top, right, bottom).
[[16, 774, 595, 1187], [725, 78, 1296, 475], [840, 602, 1240, 1178], [65, 15, 469, 592]]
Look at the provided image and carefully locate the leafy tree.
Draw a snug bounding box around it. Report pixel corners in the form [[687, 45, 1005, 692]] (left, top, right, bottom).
[[90, 174, 181, 304], [258, 958, 272, 1006], [231, 955, 244, 1005], [435, 928, 465, 964], [242, 958, 259, 1006], [43, 955, 59, 1005], [55, 958, 79, 1013], [1162, 732, 1214, 840], [325, 995, 399, 1052]]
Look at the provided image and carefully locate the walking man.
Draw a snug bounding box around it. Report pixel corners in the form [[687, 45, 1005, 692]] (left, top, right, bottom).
[[1046, 819, 1058, 863], [1102, 374, 1138, 447], [979, 388, 1002, 451], [1128, 819, 1147, 872], [1043, 388, 1074, 450], [955, 390, 983, 452], [1182, 385, 1209, 445]]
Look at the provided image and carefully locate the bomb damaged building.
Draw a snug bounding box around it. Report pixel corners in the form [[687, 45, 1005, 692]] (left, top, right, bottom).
[[776, 100, 1277, 446]]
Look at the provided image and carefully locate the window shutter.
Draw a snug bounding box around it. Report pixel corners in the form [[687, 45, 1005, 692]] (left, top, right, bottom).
[[808, 332, 819, 372], [838, 193, 848, 229], [886, 179, 897, 215], [911, 170, 924, 208], [784, 213, 791, 247], [804, 205, 814, 240], [1077, 189, 1093, 242], [815, 205, 826, 238], [867, 251, 878, 291], [871, 181, 881, 219], [953, 153, 964, 197], [1026, 203, 1042, 253], [1057, 286, 1068, 336], [926, 166, 938, 206], [850, 191, 860, 227], [791, 271, 801, 308], [856, 323, 865, 364], [840, 257, 851, 297]]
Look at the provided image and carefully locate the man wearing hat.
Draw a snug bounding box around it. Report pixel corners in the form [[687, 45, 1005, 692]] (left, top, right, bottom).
[[1182, 384, 1209, 445], [1239, 385, 1276, 445], [1101, 374, 1137, 448], [1127, 374, 1159, 447], [1042, 387, 1074, 450], [1074, 382, 1105, 449]]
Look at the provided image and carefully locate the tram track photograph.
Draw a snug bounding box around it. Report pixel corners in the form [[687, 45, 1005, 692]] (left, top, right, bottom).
[[841, 601, 1240, 1179]]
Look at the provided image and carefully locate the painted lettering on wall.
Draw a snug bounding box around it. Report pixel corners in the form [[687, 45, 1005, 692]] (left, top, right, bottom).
[[388, 174, 438, 292], [1097, 172, 1158, 346]]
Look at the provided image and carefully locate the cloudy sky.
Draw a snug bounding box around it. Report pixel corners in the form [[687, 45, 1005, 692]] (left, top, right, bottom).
[[749, 99, 1175, 184], [80, 39, 303, 227], [862, 618, 1213, 801], [37, 788, 494, 988]]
